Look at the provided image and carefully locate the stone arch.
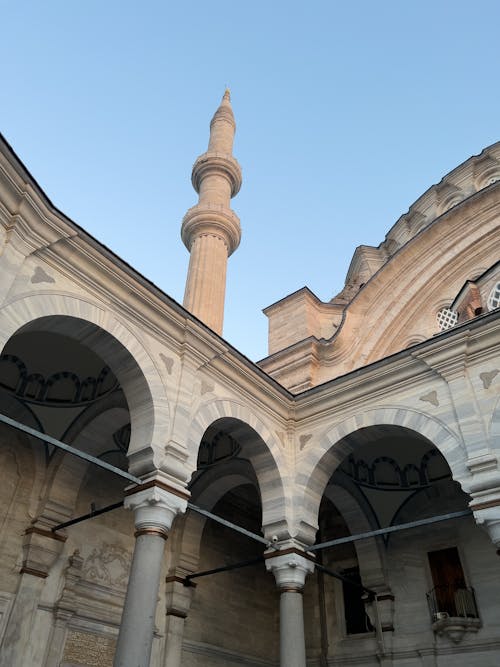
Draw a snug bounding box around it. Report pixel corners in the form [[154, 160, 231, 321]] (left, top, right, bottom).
[[297, 406, 467, 544], [184, 398, 289, 539], [0, 294, 170, 476], [323, 484, 386, 591], [170, 459, 258, 573]]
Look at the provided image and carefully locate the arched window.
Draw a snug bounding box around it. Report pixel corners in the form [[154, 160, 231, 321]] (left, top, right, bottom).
[[436, 308, 458, 331], [487, 282, 500, 311]]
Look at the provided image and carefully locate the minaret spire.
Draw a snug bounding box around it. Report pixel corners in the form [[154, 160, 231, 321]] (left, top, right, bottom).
[[181, 90, 242, 335]]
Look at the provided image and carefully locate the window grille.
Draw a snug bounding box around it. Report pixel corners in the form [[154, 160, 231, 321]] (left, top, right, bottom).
[[487, 282, 500, 311], [437, 308, 458, 331]]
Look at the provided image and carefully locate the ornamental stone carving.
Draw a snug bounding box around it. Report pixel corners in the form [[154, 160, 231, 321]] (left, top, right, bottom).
[[265, 551, 315, 591], [82, 543, 132, 589]]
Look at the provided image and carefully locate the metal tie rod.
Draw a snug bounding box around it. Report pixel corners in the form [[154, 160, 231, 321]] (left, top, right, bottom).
[[309, 509, 472, 552], [52, 501, 125, 532], [0, 412, 141, 484], [315, 561, 376, 597], [0, 413, 274, 547], [187, 502, 274, 548], [50, 497, 274, 549], [184, 556, 265, 585]]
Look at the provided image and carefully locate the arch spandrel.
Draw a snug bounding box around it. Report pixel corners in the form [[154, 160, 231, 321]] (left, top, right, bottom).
[[183, 397, 291, 540], [0, 293, 171, 478], [296, 406, 468, 544]]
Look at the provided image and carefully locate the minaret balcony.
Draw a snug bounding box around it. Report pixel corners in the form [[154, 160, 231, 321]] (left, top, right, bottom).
[[191, 151, 242, 197], [181, 204, 241, 255]]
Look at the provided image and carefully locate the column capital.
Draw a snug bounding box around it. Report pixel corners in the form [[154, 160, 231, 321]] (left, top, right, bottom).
[[125, 484, 188, 539], [470, 499, 500, 548], [265, 549, 315, 591]]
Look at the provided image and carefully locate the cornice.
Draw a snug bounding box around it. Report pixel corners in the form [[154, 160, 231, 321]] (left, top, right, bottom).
[[40, 239, 188, 352], [293, 310, 500, 420], [0, 148, 76, 245], [332, 188, 499, 353], [260, 183, 500, 381], [180, 325, 293, 421], [383, 143, 500, 248], [294, 355, 426, 422], [263, 286, 322, 315]]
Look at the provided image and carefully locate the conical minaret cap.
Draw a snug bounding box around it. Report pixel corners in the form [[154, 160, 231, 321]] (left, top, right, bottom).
[[191, 89, 242, 196], [207, 89, 237, 155], [210, 88, 235, 132]]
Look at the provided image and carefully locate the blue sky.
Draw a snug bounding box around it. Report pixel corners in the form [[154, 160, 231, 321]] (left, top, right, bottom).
[[2, 1, 499, 361]]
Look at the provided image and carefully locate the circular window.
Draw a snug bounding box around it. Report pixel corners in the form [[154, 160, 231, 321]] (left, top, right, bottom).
[[487, 282, 500, 311], [436, 308, 458, 331]]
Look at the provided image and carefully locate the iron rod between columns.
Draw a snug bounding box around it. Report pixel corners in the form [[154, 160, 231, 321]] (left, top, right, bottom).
[[187, 502, 274, 548], [315, 561, 375, 597], [0, 412, 141, 484], [2, 413, 470, 562], [52, 501, 125, 531], [185, 556, 264, 584], [0, 413, 274, 547], [309, 509, 472, 552]]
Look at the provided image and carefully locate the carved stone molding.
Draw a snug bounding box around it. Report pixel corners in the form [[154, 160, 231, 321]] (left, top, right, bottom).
[[264, 549, 315, 591], [21, 521, 67, 576], [432, 616, 481, 643], [124, 483, 188, 534]]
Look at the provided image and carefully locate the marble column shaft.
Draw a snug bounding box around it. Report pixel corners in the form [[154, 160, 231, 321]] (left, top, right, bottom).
[[266, 551, 314, 667], [113, 486, 187, 667]]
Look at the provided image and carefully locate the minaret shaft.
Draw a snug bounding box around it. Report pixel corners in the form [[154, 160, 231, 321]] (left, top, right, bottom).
[[184, 234, 228, 333], [198, 174, 232, 206], [208, 122, 234, 154], [181, 91, 242, 335]]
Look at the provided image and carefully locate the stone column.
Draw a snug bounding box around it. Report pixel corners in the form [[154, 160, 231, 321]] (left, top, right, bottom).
[[113, 485, 187, 667], [265, 550, 314, 667]]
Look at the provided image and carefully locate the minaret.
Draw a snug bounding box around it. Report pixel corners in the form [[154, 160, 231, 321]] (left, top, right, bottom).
[[181, 90, 242, 335]]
